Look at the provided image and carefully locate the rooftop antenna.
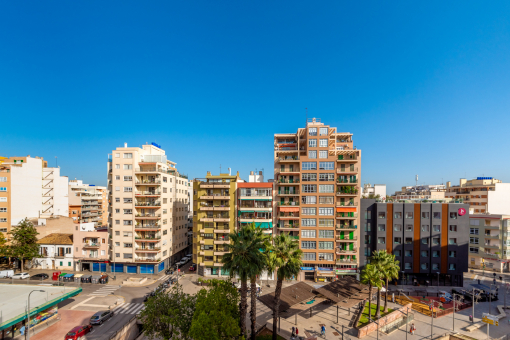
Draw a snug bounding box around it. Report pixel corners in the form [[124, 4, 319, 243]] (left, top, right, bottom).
[[415, 175, 418, 187]]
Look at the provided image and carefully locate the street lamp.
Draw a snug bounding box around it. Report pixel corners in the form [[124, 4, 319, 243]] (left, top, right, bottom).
[[452, 293, 463, 332], [27, 290, 45, 340], [489, 284, 495, 315], [437, 272, 440, 287]]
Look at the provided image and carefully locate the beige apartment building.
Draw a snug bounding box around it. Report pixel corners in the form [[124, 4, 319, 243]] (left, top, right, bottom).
[[193, 172, 240, 277], [274, 118, 361, 282], [69, 180, 108, 227], [0, 156, 69, 238], [108, 143, 190, 274], [446, 177, 510, 215]]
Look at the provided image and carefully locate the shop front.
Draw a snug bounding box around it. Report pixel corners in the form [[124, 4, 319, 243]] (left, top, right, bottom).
[[300, 266, 315, 281], [315, 267, 335, 282], [335, 268, 358, 279]]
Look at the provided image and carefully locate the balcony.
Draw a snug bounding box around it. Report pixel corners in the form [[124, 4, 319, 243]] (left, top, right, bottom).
[[200, 182, 230, 189], [134, 258, 161, 262], [277, 224, 299, 231], [485, 234, 500, 238], [336, 259, 357, 264], [200, 203, 230, 211], [277, 190, 300, 196], [135, 248, 161, 252], [277, 179, 300, 184], [336, 224, 357, 230], [337, 178, 358, 185], [277, 156, 300, 162], [135, 191, 161, 196], [275, 168, 300, 175], [135, 168, 170, 174], [336, 236, 357, 242], [336, 187, 359, 196], [336, 213, 358, 219], [214, 239, 230, 244], [335, 248, 357, 255], [277, 201, 300, 206], [336, 201, 358, 207], [337, 167, 358, 174], [279, 213, 299, 220], [200, 194, 230, 200], [134, 225, 161, 230], [214, 228, 231, 234], [483, 252, 499, 258], [135, 202, 161, 207], [82, 243, 100, 249], [483, 244, 499, 249], [135, 214, 161, 220], [135, 235, 161, 241], [337, 155, 358, 162], [135, 180, 161, 185]]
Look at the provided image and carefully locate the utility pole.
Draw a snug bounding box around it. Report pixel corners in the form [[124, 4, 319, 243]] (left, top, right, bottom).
[[472, 287, 476, 323]]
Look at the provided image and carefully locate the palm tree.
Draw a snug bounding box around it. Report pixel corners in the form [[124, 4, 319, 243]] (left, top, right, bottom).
[[222, 224, 264, 338], [268, 233, 303, 340], [360, 264, 384, 322], [382, 254, 400, 312], [370, 250, 388, 318]]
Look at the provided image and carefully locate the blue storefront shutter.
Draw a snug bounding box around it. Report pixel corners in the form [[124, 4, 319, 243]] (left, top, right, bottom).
[[140, 265, 147, 274], [158, 262, 165, 272], [100, 263, 107, 272], [92, 263, 100, 272], [113, 264, 124, 273], [127, 265, 137, 274]]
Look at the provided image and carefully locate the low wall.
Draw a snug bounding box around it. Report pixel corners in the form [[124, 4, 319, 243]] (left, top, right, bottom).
[[357, 303, 412, 338], [108, 315, 142, 340]]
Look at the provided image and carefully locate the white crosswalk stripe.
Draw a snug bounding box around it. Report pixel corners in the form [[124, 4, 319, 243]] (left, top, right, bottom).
[[114, 303, 145, 314], [88, 285, 120, 297], [157, 275, 171, 281]]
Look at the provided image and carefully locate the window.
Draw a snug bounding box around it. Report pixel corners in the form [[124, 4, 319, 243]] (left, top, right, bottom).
[[319, 162, 334, 170], [405, 212, 413, 219], [0, 197, 6, 202], [433, 212, 441, 219], [365, 211, 372, 219], [394, 212, 402, 219], [405, 263, 412, 270], [364, 235, 371, 244], [394, 250, 401, 257], [378, 212, 385, 219], [433, 237, 440, 245], [378, 237, 385, 244], [0, 177, 6, 182], [394, 224, 402, 231], [319, 241, 334, 249], [432, 263, 439, 270], [405, 225, 413, 232], [470, 228, 479, 235], [421, 250, 428, 257], [469, 247, 479, 254], [319, 208, 334, 216], [0, 228, 7, 232], [115, 197, 120, 203], [115, 186, 120, 191], [319, 230, 334, 238], [319, 127, 328, 136], [319, 196, 334, 204], [302, 196, 317, 205], [319, 219, 334, 227], [319, 173, 334, 181], [115, 164, 120, 169], [302, 208, 316, 215], [115, 175, 120, 180], [303, 253, 316, 261], [364, 223, 371, 231], [115, 231, 120, 236], [123, 220, 132, 225], [448, 238, 457, 245], [449, 263, 456, 270], [115, 220, 120, 224], [123, 164, 132, 170], [449, 251, 457, 258], [422, 212, 430, 219], [302, 241, 316, 249], [319, 139, 328, 147], [421, 263, 428, 270], [124, 198, 132, 203], [124, 243, 132, 248], [405, 250, 412, 257], [124, 187, 132, 192], [319, 185, 334, 193], [319, 253, 333, 261], [124, 253, 133, 259], [163, 229, 167, 235], [302, 173, 317, 182], [302, 162, 317, 170], [432, 251, 439, 257], [378, 224, 385, 232], [309, 128, 317, 136], [123, 209, 132, 214], [405, 237, 413, 244], [302, 185, 317, 193], [394, 237, 402, 244], [422, 238, 429, 245], [301, 230, 316, 238], [449, 225, 457, 232], [450, 212, 458, 219], [302, 218, 316, 226], [0, 188, 6, 192], [433, 225, 440, 232], [470, 220, 480, 226], [319, 151, 328, 158], [308, 151, 317, 159], [421, 225, 430, 232], [309, 139, 317, 147], [0, 208, 6, 213]]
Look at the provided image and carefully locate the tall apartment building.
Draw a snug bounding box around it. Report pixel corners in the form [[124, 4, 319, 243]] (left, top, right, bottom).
[[0, 156, 69, 237], [359, 200, 469, 287], [446, 177, 510, 215], [108, 143, 190, 274], [468, 214, 510, 273], [273, 118, 361, 282], [193, 172, 240, 277], [238, 172, 273, 234], [69, 180, 108, 227]]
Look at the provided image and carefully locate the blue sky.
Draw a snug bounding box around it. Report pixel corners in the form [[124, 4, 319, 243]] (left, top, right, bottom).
[[1, 1, 510, 194]]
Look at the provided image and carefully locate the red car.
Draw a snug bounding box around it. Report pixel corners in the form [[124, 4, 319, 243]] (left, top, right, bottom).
[[189, 263, 197, 271], [64, 324, 92, 340]]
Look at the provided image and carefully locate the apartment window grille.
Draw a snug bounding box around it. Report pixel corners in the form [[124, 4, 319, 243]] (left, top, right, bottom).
[[302, 173, 317, 181], [302, 208, 316, 215], [302, 162, 317, 170], [319, 127, 328, 136], [319, 139, 328, 147], [319, 151, 328, 158], [319, 230, 334, 238], [319, 241, 333, 249], [302, 241, 316, 249], [319, 162, 334, 170], [309, 139, 317, 147], [421, 225, 430, 232], [422, 212, 430, 219], [123, 164, 132, 170], [394, 224, 402, 231], [302, 196, 317, 205], [319, 253, 333, 261], [319, 184, 334, 193], [433, 225, 440, 232], [319, 173, 334, 181], [394, 212, 402, 219], [303, 252, 316, 261], [308, 151, 317, 159], [378, 224, 385, 232], [301, 230, 316, 238], [319, 219, 334, 227], [319, 208, 333, 216], [309, 128, 317, 136], [319, 196, 333, 204], [302, 185, 317, 193], [302, 218, 316, 226]]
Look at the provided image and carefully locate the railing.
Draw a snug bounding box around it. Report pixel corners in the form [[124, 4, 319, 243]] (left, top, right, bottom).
[[337, 167, 358, 173], [336, 259, 357, 264], [337, 236, 357, 241], [135, 202, 161, 206], [336, 201, 358, 207], [336, 212, 358, 218], [135, 191, 161, 195], [337, 155, 357, 160], [277, 179, 300, 184], [135, 247, 161, 251], [239, 216, 272, 220], [277, 201, 300, 206], [278, 224, 300, 229], [135, 225, 161, 229], [278, 190, 300, 195], [134, 258, 161, 262], [135, 214, 161, 217], [278, 156, 299, 161], [337, 178, 358, 184], [336, 188, 359, 195], [275, 168, 299, 173], [336, 224, 357, 229], [135, 179, 161, 184], [135, 236, 161, 240], [83, 243, 100, 247]]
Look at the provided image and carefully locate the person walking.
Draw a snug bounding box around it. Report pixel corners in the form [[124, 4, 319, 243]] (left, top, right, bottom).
[[291, 326, 296, 339], [410, 323, 416, 335], [296, 327, 299, 338], [321, 324, 326, 337]]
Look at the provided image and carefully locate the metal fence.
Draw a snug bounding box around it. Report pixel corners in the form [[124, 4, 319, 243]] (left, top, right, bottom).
[[381, 313, 414, 334]]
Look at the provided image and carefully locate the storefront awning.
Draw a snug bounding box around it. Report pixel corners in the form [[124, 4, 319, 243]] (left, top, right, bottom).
[[255, 198, 271, 201], [280, 207, 300, 212], [239, 222, 273, 229], [336, 207, 357, 213], [239, 210, 255, 213]]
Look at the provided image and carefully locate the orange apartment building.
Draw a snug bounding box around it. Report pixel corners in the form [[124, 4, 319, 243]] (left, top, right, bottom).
[[274, 118, 361, 282]]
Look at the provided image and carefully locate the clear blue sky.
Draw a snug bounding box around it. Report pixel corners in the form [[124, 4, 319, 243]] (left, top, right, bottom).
[[1, 1, 510, 194]]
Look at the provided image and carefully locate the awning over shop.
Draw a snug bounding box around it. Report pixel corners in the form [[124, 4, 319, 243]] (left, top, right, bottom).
[[239, 210, 255, 213], [336, 207, 357, 213], [255, 198, 271, 201], [279, 207, 300, 212], [317, 272, 336, 277], [240, 222, 273, 229]]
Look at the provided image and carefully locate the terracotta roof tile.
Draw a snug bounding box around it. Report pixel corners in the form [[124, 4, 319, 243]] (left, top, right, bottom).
[[37, 233, 73, 245]]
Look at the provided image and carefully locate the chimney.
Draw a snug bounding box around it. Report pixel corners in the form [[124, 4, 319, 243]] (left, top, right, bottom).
[[124, 143, 128, 148], [259, 171, 262, 175]]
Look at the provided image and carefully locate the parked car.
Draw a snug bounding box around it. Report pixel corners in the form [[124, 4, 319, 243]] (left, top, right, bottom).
[[0, 270, 14, 278], [64, 324, 93, 340], [163, 281, 171, 289], [90, 310, 114, 325], [31, 273, 49, 280], [189, 263, 197, 271], [12, 272, 30, 279]]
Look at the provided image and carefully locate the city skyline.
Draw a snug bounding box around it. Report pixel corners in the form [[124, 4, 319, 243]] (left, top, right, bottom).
[[2, 1, 510, 193]]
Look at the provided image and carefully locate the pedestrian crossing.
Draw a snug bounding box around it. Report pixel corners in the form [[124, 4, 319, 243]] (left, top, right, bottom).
[[157, 274, 172, 281], [88, 285, 120, 297], [113, 303, 145, 315]]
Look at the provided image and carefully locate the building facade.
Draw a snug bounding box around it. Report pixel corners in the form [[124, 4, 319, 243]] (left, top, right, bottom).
[[193, 172, 240, 277], [73, 223, 109, 272], [362, 184, 386, 199], [68, 180, 108, 227], [108, 142, 190, 274], [392, 184, 446, 202], [273, 118, 361, 282], [446, 177, 510, 215], [35, 233, 74, 270], [359, 199, 469, 287], [0, 156, 69, 238]]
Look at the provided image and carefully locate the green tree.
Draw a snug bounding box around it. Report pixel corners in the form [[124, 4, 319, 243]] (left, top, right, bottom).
[[0, 232, 8, 256], [222, 224, 265, 338], [267, 234, 303, 340], [370, 250, 388, 318], [189, 279, 243, 340], [360, 264, 384, 321], [139, 283, 196, 340], [9, 218, 39, 271], [379, 253, 400, 312]]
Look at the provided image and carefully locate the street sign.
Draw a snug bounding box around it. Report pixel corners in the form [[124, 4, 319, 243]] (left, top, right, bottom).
[[482, 313, 499, 326]]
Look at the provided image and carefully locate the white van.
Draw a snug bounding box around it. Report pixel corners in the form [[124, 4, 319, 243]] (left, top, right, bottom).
[[0, 270, 14, 278]]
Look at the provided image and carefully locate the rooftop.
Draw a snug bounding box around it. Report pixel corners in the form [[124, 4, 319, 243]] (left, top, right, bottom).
[[37, 233, 73, 245]]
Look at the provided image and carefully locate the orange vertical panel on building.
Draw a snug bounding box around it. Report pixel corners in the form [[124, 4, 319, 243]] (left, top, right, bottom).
[[386, 204, 393, 254], [414, 204, 420, 271], [441, 204, 448, 273]]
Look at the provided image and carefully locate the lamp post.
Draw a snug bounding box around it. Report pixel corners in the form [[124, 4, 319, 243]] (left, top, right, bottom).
[[437, 272, 440, 287], [27, 290, 45, 340], [452, 293, 463, 332], [489, 284, 495, 315]]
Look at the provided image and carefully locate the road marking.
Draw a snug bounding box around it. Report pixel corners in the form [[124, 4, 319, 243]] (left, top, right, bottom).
[[158, 275, 170, 281], [116, 303, 134, 313], [132, 305, 145, 315], [70, 296, 96, 310], [115, 303, 145, 314], [474, 275, 478, 280], [124, 304, 141, 314], [88, 285, 120, 297], [113, 302, 126, 310]]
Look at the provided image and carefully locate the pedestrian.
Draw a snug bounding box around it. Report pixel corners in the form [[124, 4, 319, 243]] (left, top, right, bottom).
[[296, 327, 299, 337], [410, 323, 416, 335], [291, 326, 296, 338]]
